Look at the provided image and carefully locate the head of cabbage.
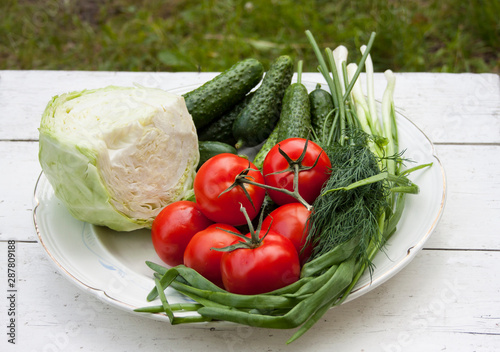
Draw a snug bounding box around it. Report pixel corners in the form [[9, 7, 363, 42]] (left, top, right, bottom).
[[39, 86, 199, 232]]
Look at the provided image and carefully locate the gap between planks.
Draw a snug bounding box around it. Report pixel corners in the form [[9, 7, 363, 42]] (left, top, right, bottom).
[[2, 241, 499, 252], [0, 239, 38, 243], [423, 247, 500, 252], [2, 139, 500, 147]]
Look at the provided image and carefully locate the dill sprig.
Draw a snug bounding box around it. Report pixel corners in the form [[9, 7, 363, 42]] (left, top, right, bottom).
[[307, 130, 388, 267]]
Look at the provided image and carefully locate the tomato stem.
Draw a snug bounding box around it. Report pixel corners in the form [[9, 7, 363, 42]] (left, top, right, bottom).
[[240, 204, 257, 243], [219, 137, 322, 212], [213, 204, 270, 252], [217, 164, 259, 212], [239, 178, 313, 211]]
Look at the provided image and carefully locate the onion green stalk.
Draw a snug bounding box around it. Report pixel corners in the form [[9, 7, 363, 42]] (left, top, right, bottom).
[[382, 69, 398, 175], [360, 45, 381, 135]]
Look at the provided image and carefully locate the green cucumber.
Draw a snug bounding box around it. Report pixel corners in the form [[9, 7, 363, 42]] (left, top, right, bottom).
[[232, 55, 294, 149], [309, 83, 335, 143], [183, 58, 264, 129], [276, 60, 311, 142], [276, 83, 311, 142], [252, 124, 279, 169], [197, 141, 238, 169], [197, 92, 254, 146]]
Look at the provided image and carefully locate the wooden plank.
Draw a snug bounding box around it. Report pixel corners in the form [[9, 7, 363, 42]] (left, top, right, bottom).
[[1, 71, 499, 144], [425, 144, 500, 250], [1, 242, 498, 352], [0, 142, 40, 242]]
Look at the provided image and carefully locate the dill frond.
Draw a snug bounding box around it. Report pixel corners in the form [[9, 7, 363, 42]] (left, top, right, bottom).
[[307, 130, 389, 267]]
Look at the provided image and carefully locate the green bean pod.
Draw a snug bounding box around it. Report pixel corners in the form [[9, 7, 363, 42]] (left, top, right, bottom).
[[282, 264, 339, 298], [146, 264, 225, 301], [134, 303, 203, 313], [171, 280, 304, 309], [197, 257, 356, 329], [300, 236, 360, 277]]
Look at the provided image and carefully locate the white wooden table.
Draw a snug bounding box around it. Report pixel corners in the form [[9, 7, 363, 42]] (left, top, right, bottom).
[[1, 70, 499, 351]]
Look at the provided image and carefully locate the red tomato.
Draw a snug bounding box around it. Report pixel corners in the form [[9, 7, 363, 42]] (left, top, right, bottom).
[[183, 224, 241, 288], [151, 201, 214, 267], [194, 153, 266, 226], [263, 138, 331, 206], [221, 231, 300, 295], [261, 203, 312, 264]]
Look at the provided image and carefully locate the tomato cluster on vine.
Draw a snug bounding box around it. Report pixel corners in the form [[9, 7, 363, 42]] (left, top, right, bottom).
[[151, 138, 331, 295]]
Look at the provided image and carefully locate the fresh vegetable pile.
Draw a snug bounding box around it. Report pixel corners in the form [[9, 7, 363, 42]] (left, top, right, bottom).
[[137, 30, 432, 343]]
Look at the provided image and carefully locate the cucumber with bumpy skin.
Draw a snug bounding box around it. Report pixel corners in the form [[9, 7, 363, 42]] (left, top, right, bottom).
[[309, 83, 335, 144], [183, 58, 264, 129], [276, 60, 311, 142], [197, 141, 238, 170], [232, 55, 294, 149], [197, 92, 254, 146], [276, 83, 311, 142]]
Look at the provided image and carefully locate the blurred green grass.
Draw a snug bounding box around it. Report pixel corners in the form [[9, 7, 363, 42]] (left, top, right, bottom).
[[1, 0, 498, 73]]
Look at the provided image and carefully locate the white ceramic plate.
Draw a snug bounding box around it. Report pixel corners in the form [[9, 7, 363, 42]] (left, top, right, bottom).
[[33, 83, 446, 325]]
